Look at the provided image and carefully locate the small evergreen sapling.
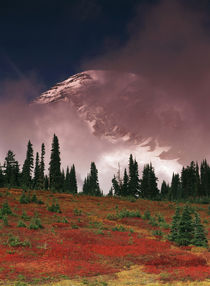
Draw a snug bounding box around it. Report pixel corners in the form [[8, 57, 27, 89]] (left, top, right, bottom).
[[192, 212, 208, 247]]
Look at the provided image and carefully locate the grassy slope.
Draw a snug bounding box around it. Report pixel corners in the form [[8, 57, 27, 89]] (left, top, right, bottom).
[[0, 188, 209, 286]]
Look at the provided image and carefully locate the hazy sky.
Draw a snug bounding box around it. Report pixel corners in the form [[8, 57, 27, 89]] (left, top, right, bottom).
[[1, 0, 210, 192]]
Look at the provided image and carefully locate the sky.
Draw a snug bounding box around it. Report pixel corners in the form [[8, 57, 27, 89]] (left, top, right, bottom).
[[1, 0, 210, 192]]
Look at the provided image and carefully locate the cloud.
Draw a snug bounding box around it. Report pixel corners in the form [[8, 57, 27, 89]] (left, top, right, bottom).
[[81, 0, 210, 164]]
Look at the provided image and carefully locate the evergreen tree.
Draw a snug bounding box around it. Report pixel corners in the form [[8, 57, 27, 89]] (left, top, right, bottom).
[[192, 212, 208, 247], [169, 206, 181, 242], [61, 169, 65, 192], [83, 162, 101, 196], [40, 143, 45, 190], [22, 141, 34, 188], [64, 166, 71, 192], [69, 164, 77, 194], [112, 175, 121, 196], [49, 134, 61, 191], [160, 180, 169, 198], [178, 205, 194, 246], [170, 173, 181, 200], [4, 150, 20, 187], [140, 163, 158, 199], [128, 155, 140, 197], [33, 152, 40, 190], [200, 159, 210, 197], [0, 165, 4, 187], [44, 175, 49, 190], [122, 168, 129, 196]]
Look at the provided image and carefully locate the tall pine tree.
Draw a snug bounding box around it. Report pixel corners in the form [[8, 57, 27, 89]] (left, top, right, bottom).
[[49, 134, 61, 191], [22, 141, 34, 188]]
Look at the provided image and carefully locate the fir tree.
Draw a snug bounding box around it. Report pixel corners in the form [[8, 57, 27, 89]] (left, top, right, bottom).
[[112, 175, 121, 196], [83, 162, 101, 196], [122, 168, 129, 196], [170, 173, 181, 200], [140, 163, 158, 199], [33, 152, 40, 190], [69, 164, 77, 194], [64, 166, 71, 192], [192, 212, 208, 247], [40, 143, 45, 189], [128, 155, 140, 197], [49, 134, 61, 191], [178, 205, 194, 246], [4, 150, 20, 187], [44, 175, 49, 190], [169, 206, 181, 242], [160, 180, 169, 198], [22, 141, 34, 188], [0, 165, 4, 187]]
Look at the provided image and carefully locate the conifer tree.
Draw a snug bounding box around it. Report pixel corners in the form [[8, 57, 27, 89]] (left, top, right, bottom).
[[178, 205, 194, 246], [44, 175, 49, 190], [122, 168, 129, 196], [33, 152, 40, 190], [4, 150, 20, 187], [140, 163, 158, 199], [0, 165, 4, 187], [192, 212, 208, 247], [49, 134, 61, 191], [69, 164, 77, 194], [64, 166, 71, 192], [22, 141, 34, 188], [160, 180, 169, 198], [170, 173, 181, 200], [40, 143, 45, 189], [83, 162, 101, 196], [112, 175, 121, 196], [169, 206, 181, 242], [128, 155, 140, 197], [61, 169, 65, 192]]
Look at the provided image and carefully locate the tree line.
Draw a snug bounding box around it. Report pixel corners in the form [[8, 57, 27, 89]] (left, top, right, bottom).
[[0, 134, 210, 200]]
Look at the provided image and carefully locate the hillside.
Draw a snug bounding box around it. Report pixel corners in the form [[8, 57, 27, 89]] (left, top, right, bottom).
[[0, 188, 209, 286]]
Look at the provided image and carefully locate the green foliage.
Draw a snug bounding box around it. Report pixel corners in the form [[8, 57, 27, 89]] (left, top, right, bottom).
[[47, 201, 62, 213], [2, 215, 9, 226], [49, 134, 62, 191], [117, 208, 141, 219], [152, 229, 163, 236], [142, 210, 151, 220], [0, 201, 12, 215], [22, 140, 34, 188], [74, 208, 82, 216], [192, 212, 208, 247], [112, 225, 126, 231], [21, 210, 31, 221], [19, 191, 31, 204], [29, 217, 43, 230], [17, 220, 27, 228], [140, 163, 158, 199], [7, 234, 31, 247], [83, 162, 102, 196], [169, 205, 208, 247], [148, 216, 158, 227]]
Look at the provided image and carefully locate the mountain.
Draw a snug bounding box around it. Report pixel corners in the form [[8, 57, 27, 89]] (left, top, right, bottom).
[[34, 70, 149, 145]]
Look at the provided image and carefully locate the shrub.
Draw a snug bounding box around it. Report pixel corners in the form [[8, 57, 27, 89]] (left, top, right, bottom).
[[2, 215, 9, 226], [7, 234, 31, 247], [47, 202, 61, 213], [0, 201, 12, 216], [152, 230, 163, 236], [21, 210, 31, 221], [148, 217, 158, 226], [112, 225, 126, 231], [20, 191, 31, 204], [142, 210, 151, 220], [117, 208, 141, 219], [17, 220, 27, 228], [74, 208, 82, 216], [29, 217, 43, 230]]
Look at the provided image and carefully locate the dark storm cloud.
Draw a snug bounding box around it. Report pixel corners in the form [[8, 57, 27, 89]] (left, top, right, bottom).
[[82, 0, 210, 164]]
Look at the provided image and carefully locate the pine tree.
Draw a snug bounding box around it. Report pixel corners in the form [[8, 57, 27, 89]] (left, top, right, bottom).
[[40, 143, 45, 190], [112, 175, 121, 196], [44, 175, 49, 190], [64, 166, 71, 192], [169, 206, 181, 242], [69, 164, 77, 194], [83, 162, 101, 196], [0, 165, 4, 187], [192, 212, 208, 247], [160, 180, 169, 199], [128, 155, 140, 197], [49, 134, 61, 191], [22, 141, 34, 188], [200, 159, 210, 197], [4, 150, 20, 187], [61, 169, 65, 192], [178, 205, 194, 246], [122, 168, 129, 196], [140, 163, 158, 199], [170, 173, 181, 201], [33, 152, 40, 190]]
